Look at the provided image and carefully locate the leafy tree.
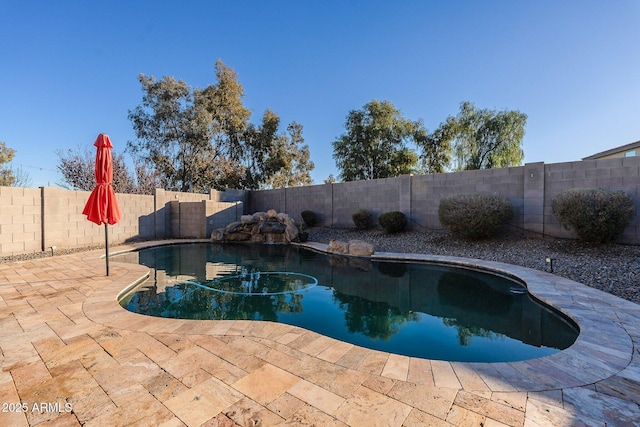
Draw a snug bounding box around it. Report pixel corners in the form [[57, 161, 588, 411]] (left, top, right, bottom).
[[332, 100, 421, 181], [262, 121, 314, 189], [0, 141, 16, 186], [128, 74, 214, 192], [128, 60, 314, 191], [413, 120, 453, 174], [197, 60, 252, 161], [324, 174, 336, 184], [426, 102, 527, 171]]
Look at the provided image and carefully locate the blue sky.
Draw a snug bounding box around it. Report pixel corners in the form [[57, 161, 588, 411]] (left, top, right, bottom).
[[1, 1, 639, 187]]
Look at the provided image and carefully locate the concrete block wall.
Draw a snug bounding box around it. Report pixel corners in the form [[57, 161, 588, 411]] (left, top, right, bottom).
[[411, 166, 526, 232], [0, 186, 246, 256], [117, 193, 156, 240], [249, 188, 286, 215], [40, 187, 157, 252], [331, 177, 403, 227], [168, 200, 243, 238], [543, 156, 640, 243], [0, 187, 42, 254], [41, 187, 103, 249], [249, 158, 640, 244], [283, 184, 332, 226], [171, 201, 206, 239], [155, 189, 212, 239], [206, 201, 243, 236]]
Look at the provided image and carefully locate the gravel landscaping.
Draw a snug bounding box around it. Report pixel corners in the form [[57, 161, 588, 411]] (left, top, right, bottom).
[[308, 226, 640, 305]]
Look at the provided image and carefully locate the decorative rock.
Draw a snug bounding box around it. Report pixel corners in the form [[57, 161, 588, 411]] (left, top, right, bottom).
[[224, 222, 243, 233], [348, 239, 375, 256], [241, 215, 256, 224], [327, 239, 375, 256], [284, 218, 298, 243], [327, 240, 349, 254], [211, 228, 224, 241], [225, 232, 251, 241], [212, 210, 299, 244], [253, 212, 267, 221]]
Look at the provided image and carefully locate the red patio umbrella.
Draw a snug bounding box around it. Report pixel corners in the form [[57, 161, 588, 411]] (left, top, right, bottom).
[[82, 134, 122, 276]]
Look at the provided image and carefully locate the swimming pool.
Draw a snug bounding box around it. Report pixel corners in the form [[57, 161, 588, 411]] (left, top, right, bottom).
[[116, 243, 579, 363]]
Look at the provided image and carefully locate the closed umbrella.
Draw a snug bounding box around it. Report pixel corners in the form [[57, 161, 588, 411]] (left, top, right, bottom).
[[82, 134, 122, 276]]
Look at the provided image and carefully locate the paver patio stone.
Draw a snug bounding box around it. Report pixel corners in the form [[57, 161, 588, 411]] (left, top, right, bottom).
[[164, 377, 243, 427], [334, 385, 412, 427], [223, 396, 285, 426], [387, 382, 458, 420], [265, 392, 304, 419], [453, 390, 524, 427], [231, 363, 300, 406]]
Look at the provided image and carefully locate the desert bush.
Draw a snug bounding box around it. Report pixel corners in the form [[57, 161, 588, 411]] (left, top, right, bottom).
[[352, 209, 373, 229], [301, 210, 317, 227], [552, 188, 634, 243], [378, 211, 407, 233], [438, 193, 514, 240]]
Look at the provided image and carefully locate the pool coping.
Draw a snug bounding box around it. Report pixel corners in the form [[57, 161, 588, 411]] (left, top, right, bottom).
[[85, 239, 638, 393]]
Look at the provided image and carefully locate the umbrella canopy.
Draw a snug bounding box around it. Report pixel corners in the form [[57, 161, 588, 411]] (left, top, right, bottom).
[[82, 134, 122, 225]]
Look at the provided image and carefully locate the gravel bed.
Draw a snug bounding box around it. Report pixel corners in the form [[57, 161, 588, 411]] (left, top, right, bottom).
[[2, 231, 638, 305], [308, 226, 640, 305], [0, 242, 138, 264]]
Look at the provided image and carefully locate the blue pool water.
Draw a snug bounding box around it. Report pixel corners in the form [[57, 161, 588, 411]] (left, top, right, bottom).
[[116, 243, 578, 363]]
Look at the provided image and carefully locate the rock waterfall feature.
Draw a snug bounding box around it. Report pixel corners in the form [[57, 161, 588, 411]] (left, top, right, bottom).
[[210, 209, 299, 244]]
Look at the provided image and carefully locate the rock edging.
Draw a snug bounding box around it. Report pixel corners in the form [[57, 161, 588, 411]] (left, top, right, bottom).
[[327, 239, 375, 256]]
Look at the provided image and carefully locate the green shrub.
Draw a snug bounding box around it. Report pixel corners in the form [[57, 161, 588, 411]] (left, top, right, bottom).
[[552, 188, 634, 243], [378, 211, 407, 233], [301, 210, 317, 227], [352, 209, 373, 229], [438, 193, 514, 240]]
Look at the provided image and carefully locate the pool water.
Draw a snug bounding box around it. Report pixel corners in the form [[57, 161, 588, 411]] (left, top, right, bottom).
[[116, 243, 579, 363]]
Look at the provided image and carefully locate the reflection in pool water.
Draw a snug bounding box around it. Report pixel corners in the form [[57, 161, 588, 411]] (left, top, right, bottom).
[[116, 243, 579, 363]]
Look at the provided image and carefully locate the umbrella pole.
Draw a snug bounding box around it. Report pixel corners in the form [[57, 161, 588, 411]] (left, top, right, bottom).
[[105, 223, 110, 276]]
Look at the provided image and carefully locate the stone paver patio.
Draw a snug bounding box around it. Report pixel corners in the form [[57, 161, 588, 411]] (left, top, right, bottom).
[[1, 240, 639, 426]]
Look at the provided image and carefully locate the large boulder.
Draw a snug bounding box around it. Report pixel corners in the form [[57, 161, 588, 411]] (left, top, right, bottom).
[[327, 239, 375, 256], [211, 228, 224, 241], [240, 214, 256, 224], [327, 240, 349, 254], [348, 239, 375, 256]]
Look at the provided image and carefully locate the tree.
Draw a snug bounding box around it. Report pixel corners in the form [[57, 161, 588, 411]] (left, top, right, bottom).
[[0, 142, 16, 186], [413, 119, 453, 174], [56, 147, 141, 194], [128, 59, 314, 191], [262, 121, 314, 189], [197, 60, 251, 162], [10, 166, 32, 187], [332, 100, 421, 181], [426, 102, 527, 171], [128, 74, 214, 192]]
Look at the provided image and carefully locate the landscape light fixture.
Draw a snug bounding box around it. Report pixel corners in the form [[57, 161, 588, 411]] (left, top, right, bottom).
[[545, 257, 556, 273], [50, 246, 56, 256]]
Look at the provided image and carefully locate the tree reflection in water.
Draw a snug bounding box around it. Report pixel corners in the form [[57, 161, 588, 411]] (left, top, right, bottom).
[[438, 271, 514, 346], [128, 279, 305, 321], [331, 292, 419, 341]]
